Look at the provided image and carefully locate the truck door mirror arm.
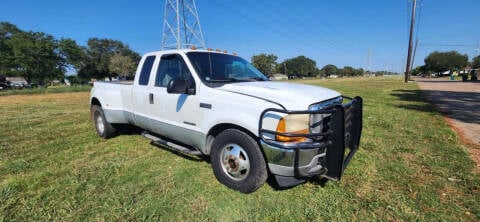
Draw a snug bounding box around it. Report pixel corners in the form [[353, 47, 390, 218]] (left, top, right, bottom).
[[167, 79, 195, 95]]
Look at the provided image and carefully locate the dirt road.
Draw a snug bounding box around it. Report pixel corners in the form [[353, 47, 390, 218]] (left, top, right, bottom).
[[415, 78, 479, 166]]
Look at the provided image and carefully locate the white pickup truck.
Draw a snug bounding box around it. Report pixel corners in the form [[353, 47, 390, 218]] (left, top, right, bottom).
[[90, 49, 362, 193]]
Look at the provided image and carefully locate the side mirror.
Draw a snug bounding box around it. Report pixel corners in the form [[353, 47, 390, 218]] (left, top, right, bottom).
[[167, 79, 195, 95]]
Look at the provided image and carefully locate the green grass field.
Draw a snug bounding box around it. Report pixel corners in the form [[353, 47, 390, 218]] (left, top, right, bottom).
[[0, 77, 478, 221], [0, 85, 91, 96]]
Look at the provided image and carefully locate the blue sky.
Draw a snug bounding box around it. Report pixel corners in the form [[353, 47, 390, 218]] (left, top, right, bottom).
[[1, 0, 479, 73]]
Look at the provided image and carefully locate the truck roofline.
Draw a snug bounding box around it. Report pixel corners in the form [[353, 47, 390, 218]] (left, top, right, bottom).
[[142, 49, 237, 57]]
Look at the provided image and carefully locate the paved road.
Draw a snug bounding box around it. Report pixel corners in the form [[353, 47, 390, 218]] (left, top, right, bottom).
[[415, 78, 479, 145]]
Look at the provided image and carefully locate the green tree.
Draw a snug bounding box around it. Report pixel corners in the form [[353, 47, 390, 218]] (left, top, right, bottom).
[[424, 51, 468, 73], [279, 55, 317, 77], [109, 53, 136, 79], [58, 38, 86, 71], [342, 66, 355, 77], [80, 38, 140, 81], [1, 22, 87, 85], [354, 68, 364, 76], [472, 56, 480, 69], [251, 53, 277, 76], [9, 31, 63, 85], [0, 22, 22, 75], [411, 65, 426, 76], [321, 64, 338, 77]]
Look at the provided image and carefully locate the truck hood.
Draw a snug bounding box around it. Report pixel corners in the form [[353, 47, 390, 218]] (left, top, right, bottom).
[[217, 81, 341, 110]]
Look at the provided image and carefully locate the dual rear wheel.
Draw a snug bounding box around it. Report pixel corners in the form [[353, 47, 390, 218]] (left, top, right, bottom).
[[91, 105, 116, 139]]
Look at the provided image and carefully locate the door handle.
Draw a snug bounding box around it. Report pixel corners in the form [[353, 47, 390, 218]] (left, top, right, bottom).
[[149, 93, 154, 104]]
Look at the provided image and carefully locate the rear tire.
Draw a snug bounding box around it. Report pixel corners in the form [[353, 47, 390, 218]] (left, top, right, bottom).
[[210, 129, 268, 193], [91, 105, 116, 139]]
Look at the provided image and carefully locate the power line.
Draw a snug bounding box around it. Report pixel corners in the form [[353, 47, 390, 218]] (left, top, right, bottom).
[[240, 0, 351, 55], [406, 0, 411, 41], [238, 1, 328, 48], [414, 0, 423, 40], [410, 0, 423, 69], [207, 0, 310, 47], [410, 38, 419, 69], [209, 0, 365, 59], [251, 1, 346, 53], [475, 40, 479, 57], [208, 0, 342, 55], [275, 0, 363, 54], [420, 43, 477, 47]]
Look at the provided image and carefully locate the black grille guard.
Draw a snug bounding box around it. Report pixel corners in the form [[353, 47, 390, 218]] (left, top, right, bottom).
[[259, 96, 363, 180]]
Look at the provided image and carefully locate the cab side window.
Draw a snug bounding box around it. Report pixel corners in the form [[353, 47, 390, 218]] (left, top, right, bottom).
[[139, 56, 156, 86], [155, 54, 194, 87]]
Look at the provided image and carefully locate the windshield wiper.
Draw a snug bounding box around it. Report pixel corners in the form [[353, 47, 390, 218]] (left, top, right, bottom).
[[206, 77, 239, 82], [206, 77, 267, 82]]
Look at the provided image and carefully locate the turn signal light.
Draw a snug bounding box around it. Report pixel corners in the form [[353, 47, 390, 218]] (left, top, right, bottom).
[[275, 117, 308, 142]]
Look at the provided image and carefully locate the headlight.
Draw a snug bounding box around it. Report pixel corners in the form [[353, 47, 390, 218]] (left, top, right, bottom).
[[309, 97, 343, 111], [308, 97, 342, 135], [275, 114, 309, 142]]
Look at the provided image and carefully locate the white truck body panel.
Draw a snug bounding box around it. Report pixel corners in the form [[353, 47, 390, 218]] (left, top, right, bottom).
[[90, 49, 342, 152], [89, 49, 363, 187], [218, 81, 341, 110]]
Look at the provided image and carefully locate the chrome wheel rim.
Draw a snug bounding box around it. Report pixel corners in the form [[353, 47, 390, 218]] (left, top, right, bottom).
[[220, 143, 250, 181], [95, 113, 105, 135]]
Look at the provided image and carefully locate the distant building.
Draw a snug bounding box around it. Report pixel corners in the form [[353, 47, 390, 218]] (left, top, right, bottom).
[[328, 74, 338, 79], [269, 73, 288, 81], [6, 77, 28, 85]]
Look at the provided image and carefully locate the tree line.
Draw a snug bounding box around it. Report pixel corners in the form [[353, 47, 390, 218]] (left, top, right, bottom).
[[251, 53, 367, 78], [0, 21, 140, 85], [411, 50, 480, 76]]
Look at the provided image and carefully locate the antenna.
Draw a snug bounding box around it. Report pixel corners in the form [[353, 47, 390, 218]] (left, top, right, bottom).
[[162, 0, 206, 49]]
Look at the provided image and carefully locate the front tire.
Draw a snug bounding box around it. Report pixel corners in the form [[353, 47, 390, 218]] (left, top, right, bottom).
[[210, 129, 268, 193], [91, 105, 116, 139]]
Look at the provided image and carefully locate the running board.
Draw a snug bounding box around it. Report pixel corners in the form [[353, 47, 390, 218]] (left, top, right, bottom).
[[142, 131, 202, 156]]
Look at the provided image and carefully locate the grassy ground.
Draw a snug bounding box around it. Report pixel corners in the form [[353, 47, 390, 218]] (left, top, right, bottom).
[[0, 77, 478, 221], [0, 85, 91, 96]]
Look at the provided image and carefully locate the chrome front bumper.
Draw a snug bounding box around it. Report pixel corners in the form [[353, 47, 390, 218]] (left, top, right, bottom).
[[261, 141, 327, 177], [259, 96, 363, 181]]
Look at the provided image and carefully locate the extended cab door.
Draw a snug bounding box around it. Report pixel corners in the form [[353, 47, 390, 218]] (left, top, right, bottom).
[[132, 55, 157, 130], [147, 53, 204, 148]]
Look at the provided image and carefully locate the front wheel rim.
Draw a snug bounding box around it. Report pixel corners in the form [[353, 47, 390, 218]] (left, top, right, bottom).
[[95, 112, 105, 135], [219, 143, 250, 181]]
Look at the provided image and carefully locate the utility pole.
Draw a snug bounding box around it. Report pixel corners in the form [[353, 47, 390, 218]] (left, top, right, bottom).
[[162, 0, 206, 49], [405, 0, 417, 82], [410, 38, 419, 72]]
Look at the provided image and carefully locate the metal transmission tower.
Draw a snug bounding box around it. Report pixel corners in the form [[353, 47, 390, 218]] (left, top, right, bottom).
[[161, 0, 206, 49]]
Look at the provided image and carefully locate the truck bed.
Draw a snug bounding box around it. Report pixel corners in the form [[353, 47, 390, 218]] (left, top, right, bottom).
[[91, 81, 134, 124]]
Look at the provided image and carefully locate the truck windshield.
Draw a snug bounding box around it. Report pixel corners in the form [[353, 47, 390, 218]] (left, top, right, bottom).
[[186, 52, 268, 83]]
